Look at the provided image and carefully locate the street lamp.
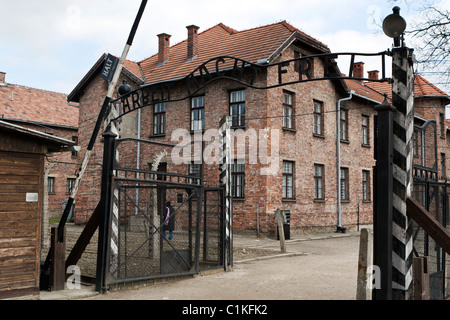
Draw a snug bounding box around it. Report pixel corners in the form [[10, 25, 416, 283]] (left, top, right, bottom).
[[382, 6, 407, 47], [118, 80, 133, 96], [373, 6, 415, 300]]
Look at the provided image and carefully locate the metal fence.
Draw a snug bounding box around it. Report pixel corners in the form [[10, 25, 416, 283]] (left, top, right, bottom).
[[412, 120, 449, 299], [412, 180, 449, 299], [102, 137, 225, 287]]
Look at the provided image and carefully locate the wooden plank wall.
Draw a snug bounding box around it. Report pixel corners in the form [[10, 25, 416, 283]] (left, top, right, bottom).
[[0, 151, 43, 299]]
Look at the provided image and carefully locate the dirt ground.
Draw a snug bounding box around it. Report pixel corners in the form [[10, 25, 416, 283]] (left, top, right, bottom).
[[42, 224, 287, 280], [82, 232, 362, 300]]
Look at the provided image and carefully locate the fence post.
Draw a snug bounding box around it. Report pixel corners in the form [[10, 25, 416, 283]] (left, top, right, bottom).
[[373, 96, 395, 300], [95, 129, 117, 292], [413, 256, 430, 300], [356, 228, 373, 300], [219, 116, 232, 270], [275, 209, 287, 253], [49, 227, 66, 291], [391, 46, 415, 300]]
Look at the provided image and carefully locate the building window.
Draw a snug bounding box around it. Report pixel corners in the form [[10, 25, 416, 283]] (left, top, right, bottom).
[[66, 178, 76, 194], [231, 160, 245, 198], [282, 161, 295, 199], [153, 102, 166, 135], [230, 90, 245, 127], [190, 96, 205, 131], [362, 115, 369, 146], [48, 177, 55, 194], [362, 170, 371, 201], [314, 164, 324, 200], [340, 109, 349, 142], [441, 153, 446, 179], [340, 167, 349, 201], [413, 129, 421, 158], [440, 113, 445, 138], [313, 100, 324, 136], [71, 136, 78, 157], [188, 163, 202, 184], [283, 91, 294, 129], [294, 51, 301, 73]]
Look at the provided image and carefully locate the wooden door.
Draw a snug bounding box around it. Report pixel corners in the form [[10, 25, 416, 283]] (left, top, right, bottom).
[[0, 151, 43, 298]]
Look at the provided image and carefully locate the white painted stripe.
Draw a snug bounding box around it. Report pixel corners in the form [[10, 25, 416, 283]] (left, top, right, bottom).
[[393, 164, 407, 186], [393, 193, 406, 213]]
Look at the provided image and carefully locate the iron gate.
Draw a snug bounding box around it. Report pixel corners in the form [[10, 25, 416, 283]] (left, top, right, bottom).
[[101, 137, 225, 287], [412, 180, 449, 299], [412, 120, 449, 299]]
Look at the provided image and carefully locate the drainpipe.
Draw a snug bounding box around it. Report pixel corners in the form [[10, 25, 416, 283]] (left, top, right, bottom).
[[135, 108, 141, 215], [256, 200, 260, 237], [336, 90, 354, 232]]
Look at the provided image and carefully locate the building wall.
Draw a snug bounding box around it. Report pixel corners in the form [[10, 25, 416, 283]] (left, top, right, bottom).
[[259, 48, 376, 233], [44, 126, 79, 217], [75, 74, 139, 223], [0, 137, 45, 299], [74, 44, 380, 233], [414, 98, 449, 180], [3, 120, 79, 218]]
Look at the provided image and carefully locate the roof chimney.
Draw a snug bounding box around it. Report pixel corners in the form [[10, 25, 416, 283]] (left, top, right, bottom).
[[0, 72, 5, 86], [186, 25, 199, 61], [352, 62, 364, 79], [368, 70, 379, 81], [157, 33, 171, 65]]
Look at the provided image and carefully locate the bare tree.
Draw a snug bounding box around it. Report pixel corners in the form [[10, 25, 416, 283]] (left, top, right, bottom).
[[406, 5, 450, 92]]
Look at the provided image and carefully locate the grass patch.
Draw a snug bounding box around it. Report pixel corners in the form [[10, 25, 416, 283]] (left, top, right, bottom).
[[49, 217, 60, 224]]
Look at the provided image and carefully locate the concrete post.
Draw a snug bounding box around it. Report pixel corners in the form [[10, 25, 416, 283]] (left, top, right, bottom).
[[391, 46, 415, 300], [357, 228, 373, 300], [219, 116, 232, 270], [275, 209, 287, 253]]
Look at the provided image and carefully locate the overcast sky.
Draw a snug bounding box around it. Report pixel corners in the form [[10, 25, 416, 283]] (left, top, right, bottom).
[[1, 0, 449, 114]]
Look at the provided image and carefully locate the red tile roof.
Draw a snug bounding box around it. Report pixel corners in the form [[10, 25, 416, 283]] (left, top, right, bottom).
[[414, 74, 448, 97], [365, 74, 449, 100], [139, 21, 329, 84], [0, 83, 78, 128], [123, 59, 142, 80], [345, 79, 386, 103], [68, 53, 144, 103]]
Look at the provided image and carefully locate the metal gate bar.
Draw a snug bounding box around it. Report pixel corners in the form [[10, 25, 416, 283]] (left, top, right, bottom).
[[411, 120, 449, 299], [97, 135, 226, 289]]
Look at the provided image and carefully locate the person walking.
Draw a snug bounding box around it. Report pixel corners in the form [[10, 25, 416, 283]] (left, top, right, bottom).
[[163, 201, 175, 240]]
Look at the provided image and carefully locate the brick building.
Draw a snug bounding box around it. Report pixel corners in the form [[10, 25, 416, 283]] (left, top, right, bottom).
[[0, 72, 79, 244], [68, 21, 449, 234], [366, 73, 450, 180]]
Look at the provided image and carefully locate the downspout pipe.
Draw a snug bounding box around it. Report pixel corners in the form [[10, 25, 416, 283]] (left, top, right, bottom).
[[135, 108, 141, 215], [336, 90, 354, 232]]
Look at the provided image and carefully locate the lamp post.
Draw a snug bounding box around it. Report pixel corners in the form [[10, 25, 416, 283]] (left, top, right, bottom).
[[373, 6, 415, 300]]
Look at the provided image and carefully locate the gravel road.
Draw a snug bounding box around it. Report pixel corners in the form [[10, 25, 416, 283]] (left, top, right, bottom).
[[84, 232, 362, 300]]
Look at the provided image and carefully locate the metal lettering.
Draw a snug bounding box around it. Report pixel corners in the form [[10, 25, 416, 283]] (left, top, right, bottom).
[[248, 64, 261, 86], [121, 96, 132, 113], [141, 87, 150, 106], [215, 57, 225, 76], [198, 64, 213, 86], [323, 54, 339, 78], [131, 91, 141, 110], [231, 59, 246, 81], [278, 61, 289, 85], [186, 74, 200, 96], [299, 58, 313, 81], [111, 52, 390, 121]]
